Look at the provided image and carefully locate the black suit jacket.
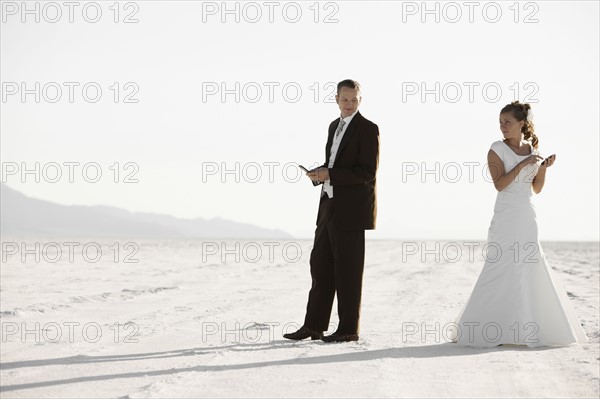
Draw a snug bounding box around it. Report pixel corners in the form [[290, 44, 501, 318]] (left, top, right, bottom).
[[317, 111, 379, 230]]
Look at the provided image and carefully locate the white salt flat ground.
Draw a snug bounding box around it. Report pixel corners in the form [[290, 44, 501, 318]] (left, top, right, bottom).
[[0, 239, 598, 398]]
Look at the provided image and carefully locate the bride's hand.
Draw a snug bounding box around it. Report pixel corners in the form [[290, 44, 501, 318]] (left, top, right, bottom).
[[540, 154, 556, 169], [520, 154, 544, 167]]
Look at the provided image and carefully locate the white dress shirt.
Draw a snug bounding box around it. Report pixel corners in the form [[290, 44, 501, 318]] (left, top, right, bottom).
[[322, 109, 359, 198]]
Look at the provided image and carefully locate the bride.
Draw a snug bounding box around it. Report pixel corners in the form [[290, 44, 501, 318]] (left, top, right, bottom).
[[451, 101, 588, 347]]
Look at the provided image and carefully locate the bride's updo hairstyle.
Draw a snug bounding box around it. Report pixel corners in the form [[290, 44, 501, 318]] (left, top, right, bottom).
[[500, 101, 539, 149]]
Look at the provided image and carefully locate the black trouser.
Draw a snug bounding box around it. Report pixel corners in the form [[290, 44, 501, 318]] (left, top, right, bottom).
[[303, 195, 366, 334]]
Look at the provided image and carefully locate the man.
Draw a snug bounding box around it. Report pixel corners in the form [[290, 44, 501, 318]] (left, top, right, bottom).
[[284, 79, 380, 343]]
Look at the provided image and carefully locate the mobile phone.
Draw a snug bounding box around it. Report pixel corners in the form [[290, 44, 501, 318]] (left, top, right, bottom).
[[541, 154, 555, 165], [298, 164, 320, 186]]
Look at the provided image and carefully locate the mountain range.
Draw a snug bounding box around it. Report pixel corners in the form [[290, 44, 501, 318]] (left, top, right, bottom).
[[0, 183, 292, 239]]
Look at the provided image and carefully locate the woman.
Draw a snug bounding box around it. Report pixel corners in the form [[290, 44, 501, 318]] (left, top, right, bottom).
[[451, 101, 588, 347]]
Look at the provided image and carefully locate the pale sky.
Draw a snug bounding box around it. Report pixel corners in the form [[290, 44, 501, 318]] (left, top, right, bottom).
[[1, 0, 599, 240]]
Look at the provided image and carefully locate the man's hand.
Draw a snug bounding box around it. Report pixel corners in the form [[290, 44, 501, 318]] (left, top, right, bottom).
[[307, 167, 330, 182]]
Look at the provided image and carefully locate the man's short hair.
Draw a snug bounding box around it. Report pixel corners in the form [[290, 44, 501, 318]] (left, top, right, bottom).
[[337, 79, 361, 96]]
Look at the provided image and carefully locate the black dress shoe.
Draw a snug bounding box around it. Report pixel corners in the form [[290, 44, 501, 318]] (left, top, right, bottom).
[[283, 326, 323, 341], [321, 332, 359, 343]]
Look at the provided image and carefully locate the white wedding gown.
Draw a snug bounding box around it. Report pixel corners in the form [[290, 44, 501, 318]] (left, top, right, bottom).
[[451, 140, 588, 347]]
